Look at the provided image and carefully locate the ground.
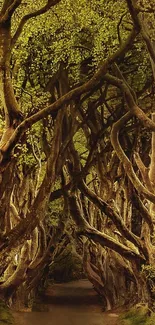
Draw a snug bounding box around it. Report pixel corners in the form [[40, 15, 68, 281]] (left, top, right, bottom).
[[14, 280, 119, 325]]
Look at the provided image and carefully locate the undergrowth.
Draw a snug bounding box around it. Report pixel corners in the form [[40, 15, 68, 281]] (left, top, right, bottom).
[[0, 300, 14, 324], [119, 305, 155, 325]]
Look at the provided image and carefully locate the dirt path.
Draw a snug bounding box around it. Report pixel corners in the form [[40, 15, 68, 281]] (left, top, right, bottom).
[[14, 280, 119, 325]]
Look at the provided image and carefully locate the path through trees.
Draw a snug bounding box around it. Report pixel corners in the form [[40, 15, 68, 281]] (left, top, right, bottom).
[[0, 0, 155, 314]]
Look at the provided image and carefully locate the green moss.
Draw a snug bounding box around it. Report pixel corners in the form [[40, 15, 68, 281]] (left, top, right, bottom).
[[119, 306, 155, 325], [0, 300, 15, 324], [145, 314, 155, 325]]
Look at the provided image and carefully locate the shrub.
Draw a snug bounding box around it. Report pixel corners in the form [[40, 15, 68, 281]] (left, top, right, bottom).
[[0, 300, 15, 324], [119, 305, 155, 325]]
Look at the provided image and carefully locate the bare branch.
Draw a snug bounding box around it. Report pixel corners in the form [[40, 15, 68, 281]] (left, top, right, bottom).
[[78, 180, 144, 254], [110, 111, 155, 204], [80, 226, 145, 263], [125, 0, 141, 30], [133, 193, 154, 235], [134, 152, 153, 192], [68, 193, 145, 264], [104, 73, 155, 132], [117, 12, 128, 44]]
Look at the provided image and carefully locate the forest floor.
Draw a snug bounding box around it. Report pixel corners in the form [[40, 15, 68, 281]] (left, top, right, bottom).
[[14, 279, 120, 325]]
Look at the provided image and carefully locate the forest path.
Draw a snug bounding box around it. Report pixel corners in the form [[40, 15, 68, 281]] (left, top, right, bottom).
[[14, 279, 119, 325]]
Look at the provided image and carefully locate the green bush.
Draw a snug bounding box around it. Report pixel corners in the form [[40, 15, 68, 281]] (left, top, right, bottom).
[[119, 306, 155, 325], [0, 300, 15, 324], [146, 314, 155, 325]]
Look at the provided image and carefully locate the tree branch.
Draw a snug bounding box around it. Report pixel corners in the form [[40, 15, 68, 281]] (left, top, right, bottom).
[[134, 152, 153, 192], [126, 0, 155, 74], [68, 193, 145, 264], [125, 0, 141, 30], [133, 193, 154, 235], [104, 74, 155, 132], [0, 0, 22, 22], [80, 227, 145, 264], [78, 180, 145, 255], [149, 113, 155, 185], [110, 111, 155, 204]]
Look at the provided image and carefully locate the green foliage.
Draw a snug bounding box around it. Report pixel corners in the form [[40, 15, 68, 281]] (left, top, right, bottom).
[[142, 265, 155, 280], [11, 0, 129, 95], [17, 121, 46, 169], [0, 115, 4, 134], [146, 314, 155, 325], [9, 0, 152, 126], [48, 199, 62, 227], [17, 143, 36, 167], [48, 179, 63, 226], [73, 129, 88, 165], [141, 265, 155, 298], [0, 300, 15, 325], [120, 307, 155, 325]]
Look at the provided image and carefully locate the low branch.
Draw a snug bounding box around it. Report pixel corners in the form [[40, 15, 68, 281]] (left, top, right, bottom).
[[79, 226, 145, 264]]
